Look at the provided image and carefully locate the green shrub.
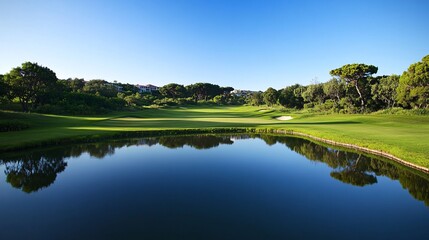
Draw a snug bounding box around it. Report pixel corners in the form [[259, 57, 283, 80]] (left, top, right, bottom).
[[314, 100, 337, 113], [34, 93, 126, 115], [372, 107, 429, 115], [304, 103, 315, 109]]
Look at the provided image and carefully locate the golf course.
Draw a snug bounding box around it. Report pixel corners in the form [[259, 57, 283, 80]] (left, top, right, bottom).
[[1, 105, 428, 170]]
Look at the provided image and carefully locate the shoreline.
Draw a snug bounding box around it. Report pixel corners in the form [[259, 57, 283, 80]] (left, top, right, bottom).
[[1, 127, 428, 174], [264, 129, 429, 174]]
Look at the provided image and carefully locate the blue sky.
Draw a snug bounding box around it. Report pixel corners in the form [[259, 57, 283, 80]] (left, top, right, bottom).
[[1, 0, 428, 91]]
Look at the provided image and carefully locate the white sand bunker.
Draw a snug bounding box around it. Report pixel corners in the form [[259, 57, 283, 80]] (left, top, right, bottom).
[[276, 116, 293, 121]]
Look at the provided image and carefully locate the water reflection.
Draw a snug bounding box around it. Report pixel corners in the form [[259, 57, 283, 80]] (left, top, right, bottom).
[[0, 134, 428, 206], [257, 135, 429, 205], [1, 150, 67, 193], [262, 135, 379, 187], [158, 135, 233, 149]]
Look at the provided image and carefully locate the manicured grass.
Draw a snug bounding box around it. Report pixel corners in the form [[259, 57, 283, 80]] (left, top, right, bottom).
[[0, 106, 428, 168]]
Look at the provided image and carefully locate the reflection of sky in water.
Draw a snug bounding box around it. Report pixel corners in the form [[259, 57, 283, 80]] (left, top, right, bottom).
[[0, 135, 428, 239]]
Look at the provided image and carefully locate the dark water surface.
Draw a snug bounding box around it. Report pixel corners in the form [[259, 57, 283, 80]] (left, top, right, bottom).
[[0, 135, 428, 240]]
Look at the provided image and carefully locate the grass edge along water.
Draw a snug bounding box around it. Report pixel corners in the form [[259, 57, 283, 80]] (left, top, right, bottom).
[[0, 105, 428, 171]]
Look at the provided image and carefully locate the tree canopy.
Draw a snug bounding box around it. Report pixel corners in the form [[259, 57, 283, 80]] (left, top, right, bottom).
[[302, 83, 325, 105], [186, 83, 225, 102], [262, 87, 278, 106], [3, 62, 58, 112], [278, 84, 305, 109], [371, 75, 400, 109], [397, 55, 429, 109], [159, 83, 188, 98], [323, 78, 344, 102], [330, 64, 378, 112], [83, 79, 118, 98], [59, 78, 85, 93]]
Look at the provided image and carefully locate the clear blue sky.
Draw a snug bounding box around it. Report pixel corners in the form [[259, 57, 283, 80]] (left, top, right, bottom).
[[1, 0, 428, 91]]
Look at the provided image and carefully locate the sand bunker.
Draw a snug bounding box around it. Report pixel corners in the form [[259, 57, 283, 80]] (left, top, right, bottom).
[[276, 116, 293, 121]]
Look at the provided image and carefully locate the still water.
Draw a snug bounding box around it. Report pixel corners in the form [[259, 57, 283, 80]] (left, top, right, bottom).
[[0, 135, 428, 239]]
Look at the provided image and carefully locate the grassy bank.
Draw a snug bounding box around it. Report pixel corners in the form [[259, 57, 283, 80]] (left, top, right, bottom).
[[0, 106, 428, 168]]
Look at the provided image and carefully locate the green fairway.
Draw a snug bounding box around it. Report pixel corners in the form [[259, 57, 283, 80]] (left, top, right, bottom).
[[1, 106, 428, 169]]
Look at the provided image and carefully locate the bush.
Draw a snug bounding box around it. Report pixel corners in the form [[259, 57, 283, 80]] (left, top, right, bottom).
[[35, 93, 126, 115], [313, 100, 337, 113], [153, 98, 178, 106], [339, 98, 359, 114], [304, 103, 315, 109], [372, 107, 429, 115], [153, 97, 196, 106]]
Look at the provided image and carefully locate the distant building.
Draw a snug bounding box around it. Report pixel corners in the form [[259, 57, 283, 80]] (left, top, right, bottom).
[[136, 84, 160, 93], [106, 82, 124, 92], [230, 89, 258, 97]]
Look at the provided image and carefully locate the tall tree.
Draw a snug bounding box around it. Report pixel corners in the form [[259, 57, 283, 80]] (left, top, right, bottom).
[[397, 55, 429, 109], [278, 84, 305, 109], [371, 75, 400, 109], [159, 83, 188, 98], [330, 64, 378, 112], [186, 83, 222, 101], [263, 87, 278, 106], [3, 62, 58, 112], [301, 83, 325, 104], [323, 78, 345, 105], [220, 87, 234, 96], [186, 83, 204, 101], [247, 92, 264, 106]]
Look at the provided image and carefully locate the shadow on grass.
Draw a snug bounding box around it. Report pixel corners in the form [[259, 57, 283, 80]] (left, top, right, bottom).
[[106, 107, 281, 120], [89, 119, 360, 130], [284, 121, 360, 125], [92, 119, 279, 128], [108, 112, 267, 119]]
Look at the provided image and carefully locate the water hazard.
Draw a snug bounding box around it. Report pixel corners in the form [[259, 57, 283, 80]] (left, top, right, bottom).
[[0, 135, 428, 239]]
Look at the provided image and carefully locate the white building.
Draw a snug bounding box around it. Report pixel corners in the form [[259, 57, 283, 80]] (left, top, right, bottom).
[[136, 84, 160, 93], [231, 89, 258, 97]]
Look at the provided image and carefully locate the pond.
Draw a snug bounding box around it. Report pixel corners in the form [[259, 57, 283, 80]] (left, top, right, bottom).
[[0, 134, 428, 239]]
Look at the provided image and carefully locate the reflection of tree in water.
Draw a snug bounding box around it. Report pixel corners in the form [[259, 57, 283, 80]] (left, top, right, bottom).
[[0, 139, 154, 193], [83, 143, 115, 159], [258, 135, 429, 206], [158, 135, 233, 149], [259, 135, 278, 146], [326, 152, 378, 187], [0, 135, 234, 193], [330, 168, 377, 187], [259, 135, 377, 186], [1, 150, 67, 193], [1, 135, 428, 205]]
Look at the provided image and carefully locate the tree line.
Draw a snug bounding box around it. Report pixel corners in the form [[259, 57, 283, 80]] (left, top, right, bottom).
[[0, 63, 239, 114], [250, 54, 428, 113], [0, 54, 428, 114]]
